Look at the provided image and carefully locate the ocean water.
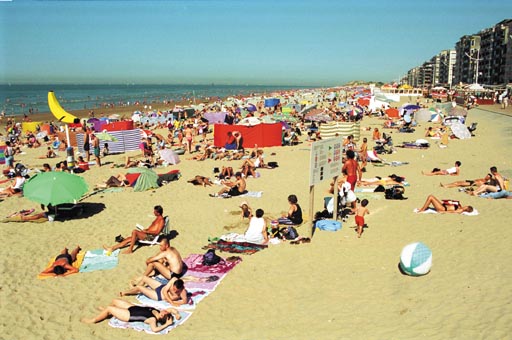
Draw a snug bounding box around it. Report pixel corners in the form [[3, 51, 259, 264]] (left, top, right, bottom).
[[0, 84, 312, 116]]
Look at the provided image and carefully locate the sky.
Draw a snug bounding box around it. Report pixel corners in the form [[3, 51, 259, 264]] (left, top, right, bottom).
[[0, 0, 510, 86]]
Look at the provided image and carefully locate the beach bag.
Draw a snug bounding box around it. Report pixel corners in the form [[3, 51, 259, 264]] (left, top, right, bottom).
[[385, 185, 406, 200], [267, 161, 279, 168], [282, 226, 299, 240], [202, 249, 221, 266], [315, 219, 342, 231]]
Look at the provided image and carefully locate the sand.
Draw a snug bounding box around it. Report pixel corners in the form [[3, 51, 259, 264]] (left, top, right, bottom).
[[1, 102, 511, 339]]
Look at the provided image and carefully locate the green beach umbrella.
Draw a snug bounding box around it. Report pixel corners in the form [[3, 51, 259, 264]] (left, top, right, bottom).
[[127, 167, 159, 192], [23, 172, 89, 206]]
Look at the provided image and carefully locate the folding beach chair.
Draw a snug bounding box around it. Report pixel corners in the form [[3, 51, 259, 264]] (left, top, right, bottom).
[[137, 215, 170, 246]]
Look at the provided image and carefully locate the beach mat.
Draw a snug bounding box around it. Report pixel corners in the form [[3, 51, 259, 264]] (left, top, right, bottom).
[[37, 252, 85, 279], [182, 253, 242, 290], [203, 239, 267, 255], [79, 249, 120, 273], [108, 310, 192, 335]]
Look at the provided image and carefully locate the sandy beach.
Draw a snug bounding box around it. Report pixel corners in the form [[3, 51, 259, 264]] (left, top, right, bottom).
[[1, 102, 511, 340]]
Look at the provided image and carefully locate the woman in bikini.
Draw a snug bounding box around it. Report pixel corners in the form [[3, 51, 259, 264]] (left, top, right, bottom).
[[416, 194, 473, 214], [120, 277, 188, 307], [39, 246, 81, 277], [81, 298, 180, 332]]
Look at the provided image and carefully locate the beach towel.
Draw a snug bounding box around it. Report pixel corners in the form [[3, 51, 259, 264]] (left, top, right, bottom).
[[79, 249, 120, 273], [354, 181, 410, 193], [108, 310, 192, 335], [413, 208, 479, 216], [204, 239, 267, 255], [182, 253, 242, 290], [37, 252, 85, 279], [239, 191, 263, 198], [136, 288, 210, 311]]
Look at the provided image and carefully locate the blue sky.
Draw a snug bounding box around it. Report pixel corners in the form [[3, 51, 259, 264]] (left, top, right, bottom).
[[0, 0, 510, 86]]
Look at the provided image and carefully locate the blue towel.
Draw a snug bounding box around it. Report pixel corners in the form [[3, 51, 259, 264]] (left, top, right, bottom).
[[79, 249, 120, 273]]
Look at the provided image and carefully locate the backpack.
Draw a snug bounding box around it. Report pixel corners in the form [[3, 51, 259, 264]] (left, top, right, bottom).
[[202, 249, 221, 266], [385, 185, 407, 200]]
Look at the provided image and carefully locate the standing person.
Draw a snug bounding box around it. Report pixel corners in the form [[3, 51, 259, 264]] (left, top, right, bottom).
[[355, 199, 370, 238], [278, 194, 303, 225], [83, 127, 91, 162], [91, 133, 101, 167], [358, 137, 368, 172], [342, 150, 362, 191], [184, 124, 193, 154], [4, 141, 14, 169], [104, 206, 165, 254]]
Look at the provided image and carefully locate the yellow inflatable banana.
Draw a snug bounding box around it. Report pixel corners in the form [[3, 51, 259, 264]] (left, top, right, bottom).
[[48, 91, 79, 123]]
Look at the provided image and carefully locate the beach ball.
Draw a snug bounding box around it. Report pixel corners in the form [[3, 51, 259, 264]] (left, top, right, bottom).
[[399, 242, 432, 276]]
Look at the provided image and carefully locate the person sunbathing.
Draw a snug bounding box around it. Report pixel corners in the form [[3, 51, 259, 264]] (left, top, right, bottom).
[[81, 298, 180, 332], [422, 161, 461, 176], [440, 176, 489, 188], [38, 146, 57, 159], [187, 175, 212, 186], [39, 246, 81, 277], [415, 195, 473, 214], [104, 205, 165, 254], [0, 172, 26, 198], [358, 174, 405, 186], [470, 166, 506, 196], [121, 277, 188, 307], [133, 239, 188, 283], [95, 174, 129, 189], [210, 172, 246, 197]]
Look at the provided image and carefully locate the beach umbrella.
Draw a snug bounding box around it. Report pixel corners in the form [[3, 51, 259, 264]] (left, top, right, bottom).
[[414, 108, 432, 123], [385, 108, 399, 118], [95, 131, 118, 142], [127, 167, 159, 192], [23, 172, 88, 206], [159, 149, 180, 165], [404, 104, 421, 110], [450, 122, 471, 139], [246, 104, 257, 112], [299, 103, 317, 115]]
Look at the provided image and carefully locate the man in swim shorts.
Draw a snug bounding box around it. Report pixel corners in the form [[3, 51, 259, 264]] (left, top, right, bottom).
[[104, 205, 165, 254], [342, 150, 362, 191], [140, 239, 188, 281], [210, 172, 247, 197], [91, 133, 101, 167]]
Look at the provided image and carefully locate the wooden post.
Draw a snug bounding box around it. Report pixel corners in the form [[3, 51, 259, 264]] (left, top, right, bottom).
[[333, 175, 339, 220], [309, 184, 314, 239]]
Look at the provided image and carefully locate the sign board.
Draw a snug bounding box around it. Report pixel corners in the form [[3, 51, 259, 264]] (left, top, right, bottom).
[[309, 138, 343, 186]]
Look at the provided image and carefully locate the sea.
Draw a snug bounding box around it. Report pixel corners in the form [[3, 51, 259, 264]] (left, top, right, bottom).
[[0, 84, 314, 116]]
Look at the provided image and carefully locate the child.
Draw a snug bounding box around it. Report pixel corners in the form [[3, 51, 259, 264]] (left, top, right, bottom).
[[239, 201, 253, 220], [355, 199, 370, 238], [102, 143, 109, 157]]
